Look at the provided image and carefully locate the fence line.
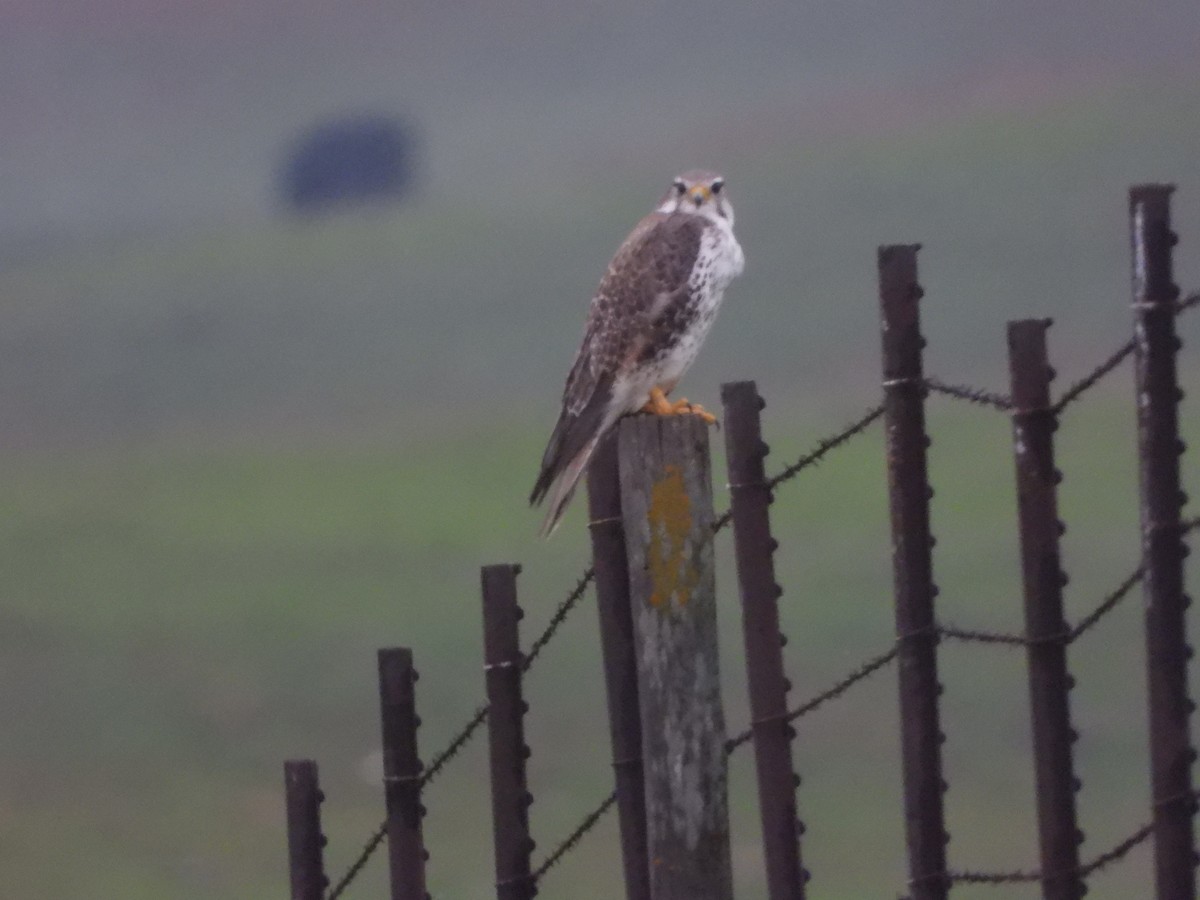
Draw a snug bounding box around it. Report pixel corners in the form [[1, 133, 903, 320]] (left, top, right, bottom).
[[515, 294, 1200, 898], [295, 198, 1198, 900]]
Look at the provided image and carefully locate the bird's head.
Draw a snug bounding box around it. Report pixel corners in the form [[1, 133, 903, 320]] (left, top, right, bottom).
[[658, 169, 734, 224]]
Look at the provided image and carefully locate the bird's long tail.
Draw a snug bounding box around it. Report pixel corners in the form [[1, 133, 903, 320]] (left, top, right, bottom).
[[537, 431, 604, 538]]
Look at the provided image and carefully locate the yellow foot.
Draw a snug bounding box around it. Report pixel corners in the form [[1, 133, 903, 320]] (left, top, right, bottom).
[[671, 399, 718, 425], [639, 388, 717, 425], [639, 387, 675, 416]]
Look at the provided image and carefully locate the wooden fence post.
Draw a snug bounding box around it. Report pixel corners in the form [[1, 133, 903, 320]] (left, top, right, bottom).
[[617, 414, 732, 900], [378, 647, 429, 900], [284, 759, 327, 900], [1007, 320, 1084, 900], [587, 436, 652, 900], [1130, 183, 1197, 900]]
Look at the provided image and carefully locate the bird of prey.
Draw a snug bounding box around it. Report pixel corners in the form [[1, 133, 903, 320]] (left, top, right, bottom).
[[530, 169, 745, 536]]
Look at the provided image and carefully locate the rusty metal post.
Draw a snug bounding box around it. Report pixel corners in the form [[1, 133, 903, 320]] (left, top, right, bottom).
[[878, 244, 949, 900], [378, 647, 429, 900], [617, 414, 733, 900], [586, 436, 652, 900], [721, 380, 807, 900], [1008, 320, 1084, 900], [284, 759, 327, 900], [482, 564, 536, 900], [1130, 183, 1196, 900]]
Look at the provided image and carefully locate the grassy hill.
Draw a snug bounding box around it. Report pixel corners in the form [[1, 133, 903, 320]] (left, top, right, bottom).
[[3, 385, 1199, 898], [2, 82, 1200, 898]]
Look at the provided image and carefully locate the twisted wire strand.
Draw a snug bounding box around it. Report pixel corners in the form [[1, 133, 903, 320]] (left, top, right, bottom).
[[531, 790, 618, 883], [938, 518, 1200, 648], [1048, 289, 1198, 414], [764, 404, 888, 494], [923, 377, 1014, 411], [1051, 339, 1135, 415], [945, 814, 1157, 885], [726, 644, 899, 752], [523, 567, 596, 671]]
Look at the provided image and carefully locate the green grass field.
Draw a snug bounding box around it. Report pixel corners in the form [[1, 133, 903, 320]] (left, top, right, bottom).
[[2, 79, 1200, 898], [4, 380, 1199, 898]]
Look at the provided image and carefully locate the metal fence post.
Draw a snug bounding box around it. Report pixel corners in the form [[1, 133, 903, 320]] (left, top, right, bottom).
[[1007, 320, 1084, 900], [482, 564, 536, 900], [1130, 183, 1197, 900], [284, 759, 327, 900], [722, 380, 807, 900], [586, 436, 652, 900], [378, 647, 429, 900], [617, 414, 733, 900], [878, 243, 949, 900]]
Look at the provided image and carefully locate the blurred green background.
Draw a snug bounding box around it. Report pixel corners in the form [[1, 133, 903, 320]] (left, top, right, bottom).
[[2, 3, 1200, 898]]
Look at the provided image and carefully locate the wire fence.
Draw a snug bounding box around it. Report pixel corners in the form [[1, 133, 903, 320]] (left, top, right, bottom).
[[285, 198, 1198, 900]]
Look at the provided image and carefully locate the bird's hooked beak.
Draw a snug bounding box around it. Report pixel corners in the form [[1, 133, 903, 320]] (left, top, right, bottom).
[[687, 184, 712, 207]]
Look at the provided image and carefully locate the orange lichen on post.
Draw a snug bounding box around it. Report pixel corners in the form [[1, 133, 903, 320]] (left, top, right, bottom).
[[646, 464, 698, 608], [617, 414, 732, 899]]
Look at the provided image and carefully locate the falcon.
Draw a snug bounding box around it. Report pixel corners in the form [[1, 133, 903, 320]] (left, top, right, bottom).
[[530, 169, 745, 536]]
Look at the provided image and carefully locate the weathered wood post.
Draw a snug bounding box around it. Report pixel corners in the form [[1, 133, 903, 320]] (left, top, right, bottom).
[[616, 414, 732, 900]]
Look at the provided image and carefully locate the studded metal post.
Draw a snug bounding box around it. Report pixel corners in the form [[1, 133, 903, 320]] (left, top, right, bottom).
[[482, 564, 536, 900], [878, 244, 949, 900], [586, 437, 651, 900], [284, 759, 327, 900], [722, 380, 807, 900], [1008, 320, 1084, 900], [378, 647, 429, 900], [1130, 184, 1196, 900]]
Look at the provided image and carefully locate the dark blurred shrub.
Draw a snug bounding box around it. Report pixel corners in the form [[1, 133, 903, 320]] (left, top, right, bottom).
[[280, 114, 418, 212]]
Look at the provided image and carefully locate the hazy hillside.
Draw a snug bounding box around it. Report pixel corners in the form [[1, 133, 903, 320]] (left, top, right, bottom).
[[3, 1, 1198, 242], [1, 81, 1198, 446]]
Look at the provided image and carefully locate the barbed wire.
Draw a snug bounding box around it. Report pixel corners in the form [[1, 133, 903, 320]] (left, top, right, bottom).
[[531, 790, 618, 883], [938, 517, 1200, 649], [921, 289, 1200, 421], [523, 567, 596, 671], [326, 822, 387, 900], [943, 812, 1158, 886], [938, 567, 1145, 648], [766, 404, 888, 493], [727, 644, 900, 752], [1051, 339, 1135, 415], [421, 704, 490, 787], [923, 377, 1014, 411]]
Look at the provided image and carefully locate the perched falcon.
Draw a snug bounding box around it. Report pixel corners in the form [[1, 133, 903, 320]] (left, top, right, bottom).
[[530, 169, 745, 536]]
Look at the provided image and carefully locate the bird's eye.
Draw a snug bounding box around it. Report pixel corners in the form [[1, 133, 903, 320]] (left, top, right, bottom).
[[673, 181, 686, 195], [711, 181, 724, 194]]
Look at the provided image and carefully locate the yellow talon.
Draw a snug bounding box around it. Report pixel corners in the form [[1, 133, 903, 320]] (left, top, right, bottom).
[[639, 388, 717, 425], [639, 387, 675, 416]]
